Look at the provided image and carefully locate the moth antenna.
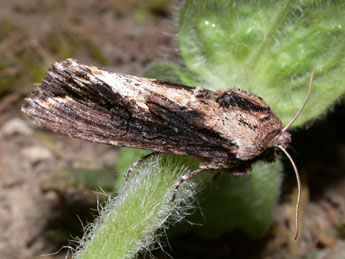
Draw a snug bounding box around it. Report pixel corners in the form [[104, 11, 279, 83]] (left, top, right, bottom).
[[278, 145, 301, 240], [282, 67, 316, 132]]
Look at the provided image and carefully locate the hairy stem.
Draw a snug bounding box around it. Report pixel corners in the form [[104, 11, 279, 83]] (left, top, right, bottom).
[[73, 155, 200, 259]]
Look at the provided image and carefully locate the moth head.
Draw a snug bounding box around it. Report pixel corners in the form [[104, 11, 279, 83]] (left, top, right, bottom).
[[271, 130, 291, 150]]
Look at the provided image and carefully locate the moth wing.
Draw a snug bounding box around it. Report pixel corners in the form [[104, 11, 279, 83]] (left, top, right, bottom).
[[22, 59, 233, 160]]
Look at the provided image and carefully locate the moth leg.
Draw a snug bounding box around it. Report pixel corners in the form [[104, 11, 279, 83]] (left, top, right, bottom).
[[171, 166, 217, 201], [124, 152, 157, 180]]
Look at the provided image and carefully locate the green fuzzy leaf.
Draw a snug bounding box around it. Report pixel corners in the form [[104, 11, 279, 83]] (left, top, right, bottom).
[[176, 161, 282, 237], [143, 63, 200, 86], [179, 0, 345, 126]]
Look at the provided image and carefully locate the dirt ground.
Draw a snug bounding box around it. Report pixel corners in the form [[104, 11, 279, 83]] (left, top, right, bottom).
[[1, 0, 345, 258]]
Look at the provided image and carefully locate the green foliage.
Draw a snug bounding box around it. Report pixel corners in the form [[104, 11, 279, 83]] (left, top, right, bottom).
[[42, 32, 77, 60], [82, 39, 110, 65], [143, 63, 199, 86], [171, 161, 281, 237], [0, 18, 13, 40], [46, 229, 71, 243], [0, 50, 46, 96], [18, 50, 47, 83], [178, 0, 345, 126], [143, 0, 172, 13]]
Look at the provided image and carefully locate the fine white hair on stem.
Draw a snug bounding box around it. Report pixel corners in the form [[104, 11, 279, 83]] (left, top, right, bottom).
[[39, 245, 73, 258], [72, 155, 202, 258], [278, 145, 301, 240]]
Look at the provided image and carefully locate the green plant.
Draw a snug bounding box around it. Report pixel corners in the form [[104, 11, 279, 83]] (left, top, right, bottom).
[[74, 0, 345, 258]]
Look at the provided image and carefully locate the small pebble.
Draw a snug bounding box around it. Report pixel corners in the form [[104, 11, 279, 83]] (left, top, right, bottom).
[[22, 146, 53, 164], [1, 118, 33, 137]]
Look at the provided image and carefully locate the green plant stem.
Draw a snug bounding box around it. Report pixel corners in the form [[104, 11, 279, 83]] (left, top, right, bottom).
[[73, 155, 199, 259]]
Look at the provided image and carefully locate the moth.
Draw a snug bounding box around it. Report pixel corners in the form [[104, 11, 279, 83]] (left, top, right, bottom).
[[22, 59, 314, 239]]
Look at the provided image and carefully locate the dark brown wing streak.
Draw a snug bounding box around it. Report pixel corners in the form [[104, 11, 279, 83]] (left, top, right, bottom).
[[22, 59, 234, 160], [143, 92, 235, 159]]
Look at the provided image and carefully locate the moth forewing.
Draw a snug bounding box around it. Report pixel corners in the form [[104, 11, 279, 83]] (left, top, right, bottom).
[[22, 58, 293, 179], [22, 59, 273, 163]]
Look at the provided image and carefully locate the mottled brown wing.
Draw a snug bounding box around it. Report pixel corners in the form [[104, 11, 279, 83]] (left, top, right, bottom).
[[22, 59, 234, 160]]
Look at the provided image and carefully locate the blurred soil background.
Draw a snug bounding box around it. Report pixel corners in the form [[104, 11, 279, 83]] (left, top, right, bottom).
[[0, 0, 344, 258]]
